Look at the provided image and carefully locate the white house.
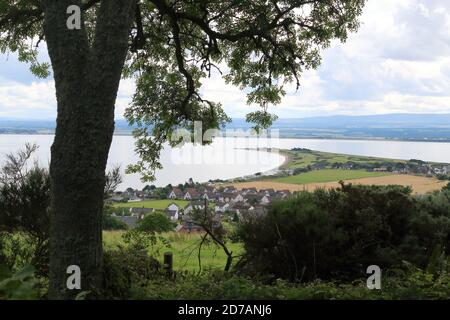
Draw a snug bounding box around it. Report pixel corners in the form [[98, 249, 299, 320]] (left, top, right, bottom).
[[165, 203, 180, 221], [168, 188, 183, 199], [183, 188, 201, 200]]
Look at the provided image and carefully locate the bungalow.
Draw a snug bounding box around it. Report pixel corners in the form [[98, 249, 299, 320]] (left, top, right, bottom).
[[228, 202, 251, 215], [116, 216, 139, 229], [166, 210, 179, 221], [184, 200, 206, 215], [176, 215, 204, 233], [129, 207, 154, 218], [183, 188, 201, 200], [222, 191, 237, 203], [165, 203, 180, 221], [168, 187, 184, 199], [201, 191, 215, 201]]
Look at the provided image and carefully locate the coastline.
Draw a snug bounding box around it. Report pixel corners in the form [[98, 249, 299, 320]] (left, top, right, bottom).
[[0, 131, 450, 143]]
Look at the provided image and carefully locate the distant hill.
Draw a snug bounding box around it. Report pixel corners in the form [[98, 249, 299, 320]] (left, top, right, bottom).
[[1, 113, 450, 141]]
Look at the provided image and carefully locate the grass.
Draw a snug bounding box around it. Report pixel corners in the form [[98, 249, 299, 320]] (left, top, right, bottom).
[[272, 169, 390, 185], [283, 149, 405, 170], [103, 231, 243, 272], [113, 199, 189, 210]]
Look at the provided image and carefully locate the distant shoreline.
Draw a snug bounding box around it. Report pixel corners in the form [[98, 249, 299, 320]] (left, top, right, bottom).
[[1, 132, 450, 143]]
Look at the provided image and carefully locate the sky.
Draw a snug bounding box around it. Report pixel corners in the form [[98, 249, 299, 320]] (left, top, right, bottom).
[[1, 0, 450, 120]]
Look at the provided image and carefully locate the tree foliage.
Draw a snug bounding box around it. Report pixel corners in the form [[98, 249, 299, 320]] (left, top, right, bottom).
[[0, 144, 50, 275], [0, 0, 365, 181]]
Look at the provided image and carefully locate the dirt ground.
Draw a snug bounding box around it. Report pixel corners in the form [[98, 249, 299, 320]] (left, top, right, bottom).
[[228, 175, 448, 194]]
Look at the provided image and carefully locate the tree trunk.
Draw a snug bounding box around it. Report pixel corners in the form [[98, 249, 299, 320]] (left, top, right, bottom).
[[42, 0, 137, 299]]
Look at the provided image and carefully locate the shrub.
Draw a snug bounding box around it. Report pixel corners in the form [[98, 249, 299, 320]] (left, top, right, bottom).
[[237, 184, 450, 282], [102, 246, 161, 299], [137, 212, 175, 233], [103, 214, 128, 231]]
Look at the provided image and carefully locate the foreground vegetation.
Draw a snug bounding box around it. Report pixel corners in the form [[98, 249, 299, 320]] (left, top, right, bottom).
[[1, 155, 449, 300]]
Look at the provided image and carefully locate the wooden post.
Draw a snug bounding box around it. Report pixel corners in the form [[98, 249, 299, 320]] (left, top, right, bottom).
[[163, 252, 173, 276]]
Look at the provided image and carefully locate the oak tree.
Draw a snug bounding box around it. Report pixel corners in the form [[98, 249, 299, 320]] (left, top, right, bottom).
[[0, 0, 365, 298]]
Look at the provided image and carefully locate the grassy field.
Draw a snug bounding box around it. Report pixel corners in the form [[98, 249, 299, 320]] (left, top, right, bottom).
[[103, 231, 242, 272], [230, 174, 447, 194], [283, 149, 405, 170], [113, 199, 189, 210], [273, 169, 389, 184]]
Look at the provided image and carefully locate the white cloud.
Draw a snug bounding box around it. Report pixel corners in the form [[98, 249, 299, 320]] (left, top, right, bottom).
[[0, 79, 56, 119]]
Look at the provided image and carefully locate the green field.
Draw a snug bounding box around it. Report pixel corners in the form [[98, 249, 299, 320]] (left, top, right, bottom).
[[113, 199, 189, 210], [103, 231, 242, 271], [273, 169, 389, 184], [283, 149, 405, 170]]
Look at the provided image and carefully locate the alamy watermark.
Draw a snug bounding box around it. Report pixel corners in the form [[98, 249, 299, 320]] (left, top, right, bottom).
[[66, 5, 81, 30], [366, 265, 382, 290], [66, 265, 81, 290]]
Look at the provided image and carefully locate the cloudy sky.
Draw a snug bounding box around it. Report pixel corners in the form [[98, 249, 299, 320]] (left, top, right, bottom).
[[1, 0, 450, 120]]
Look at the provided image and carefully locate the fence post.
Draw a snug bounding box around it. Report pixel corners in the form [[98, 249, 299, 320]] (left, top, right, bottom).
[[163, 252, 173, 276]]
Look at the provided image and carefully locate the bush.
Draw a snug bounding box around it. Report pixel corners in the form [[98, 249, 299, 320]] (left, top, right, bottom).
[[103, 214, 128, 231], [102, 246, 161, 299], [237, 184, 450, 282], [137, 212, 175, 233]]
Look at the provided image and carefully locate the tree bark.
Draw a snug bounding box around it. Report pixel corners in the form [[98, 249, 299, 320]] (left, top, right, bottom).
[[42, 0, 137, 299]]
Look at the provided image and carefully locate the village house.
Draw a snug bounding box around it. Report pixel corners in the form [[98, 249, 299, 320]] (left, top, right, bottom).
[[129, 207, 154, 218], [114, 215, 139, 229], [227, 201, 252, 215], [183, 188, 201, 200], [168, 187, 184, 199], [165, 203, 181, 221], [183, 200, 206, 215], [201, 191, 215, 201], [176, 215, 204, 233]]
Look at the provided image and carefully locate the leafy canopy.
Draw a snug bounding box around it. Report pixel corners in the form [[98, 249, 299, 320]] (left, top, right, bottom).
[[0, 0, 365, 181]]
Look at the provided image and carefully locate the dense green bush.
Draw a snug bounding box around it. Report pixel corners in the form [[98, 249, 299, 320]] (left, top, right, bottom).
[[103, 214, 129, 231], [137, 212, 175, 233], [237, 184, 450, 282], [102, 246, 161, 299]]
